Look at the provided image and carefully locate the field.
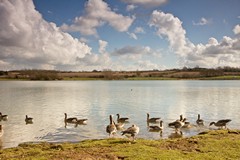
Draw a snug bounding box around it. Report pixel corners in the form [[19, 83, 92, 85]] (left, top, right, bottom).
[[0, 130, 240, 159]]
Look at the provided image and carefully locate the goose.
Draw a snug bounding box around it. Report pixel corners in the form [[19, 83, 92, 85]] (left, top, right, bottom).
[[0, 112, 8, 121], [114, 121, 125, 130], [168, 115, 183, 128], [0, 125, 3, 137], [209, 119, 231, 129], [116, 114, 129, 123], [76, 118, 88, 125], [147, 113, 161, 123], [196, 114, 204, 126], [121, 124, 139, 141], [106, 115, 117, 137], [64, 113, 77, 123], [149, 120, 164, 134], [25, 115, 33, 124], [169, 118, 187, 132]]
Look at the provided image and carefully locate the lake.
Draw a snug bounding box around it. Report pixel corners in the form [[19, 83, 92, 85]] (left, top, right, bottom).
[[0, 80, 240, 149]]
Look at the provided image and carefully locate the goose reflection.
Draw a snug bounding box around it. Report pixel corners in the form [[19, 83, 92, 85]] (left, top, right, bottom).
[[148, 120, 163, 136], [0, 125, 3, 138], [168, 130, 183, 139]]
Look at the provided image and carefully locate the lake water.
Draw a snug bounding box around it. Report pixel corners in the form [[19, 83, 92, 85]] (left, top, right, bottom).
[[0, 80, 240, 149]]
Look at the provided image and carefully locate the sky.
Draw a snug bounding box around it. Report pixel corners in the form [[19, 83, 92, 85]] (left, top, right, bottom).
[[0, 0, 240, 71]]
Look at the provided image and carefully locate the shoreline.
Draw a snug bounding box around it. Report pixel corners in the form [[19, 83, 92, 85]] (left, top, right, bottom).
[[1, 129, 240, 159], [1, 75, 240, 81]]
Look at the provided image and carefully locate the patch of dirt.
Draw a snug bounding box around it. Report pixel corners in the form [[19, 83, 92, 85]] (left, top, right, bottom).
[[160, 138, 201, 152]]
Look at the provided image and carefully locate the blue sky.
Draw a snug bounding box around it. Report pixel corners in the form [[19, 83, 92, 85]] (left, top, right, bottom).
[[0, 0, 240, 71]]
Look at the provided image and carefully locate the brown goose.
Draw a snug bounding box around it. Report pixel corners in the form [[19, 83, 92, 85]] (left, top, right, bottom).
[[121, 124, 140, 141], [168, 115, 183, 128], [149, 120, 164, 132], [209, 119, 231, 129], [25, 115, 33, 124], [0, 125, 3, 137], [0, 112, 8, 121], [169, 118, 187, 132], [147, 113, 161, 123], [64, 113, 77, 123], [196, 114, 204, 126], [106, 115, 117, 137], [76, 118, 88, 125], [116, 114, 129, 123], [113, 121, 125, 130]]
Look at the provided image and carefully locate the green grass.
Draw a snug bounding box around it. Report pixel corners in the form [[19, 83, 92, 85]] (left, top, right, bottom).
[[62, 77, 102, 80], [200, 75, 240, 80], [1, 130, 240, 159], [126, 77, 178, 80]]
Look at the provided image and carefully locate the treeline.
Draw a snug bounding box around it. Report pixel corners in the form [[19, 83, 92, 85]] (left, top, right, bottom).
[[0, 66, 240, 80], [2, 69, 62, 80]]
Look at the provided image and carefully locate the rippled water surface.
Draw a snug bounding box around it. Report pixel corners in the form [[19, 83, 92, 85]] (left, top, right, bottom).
[[0, 80, 240, 148]]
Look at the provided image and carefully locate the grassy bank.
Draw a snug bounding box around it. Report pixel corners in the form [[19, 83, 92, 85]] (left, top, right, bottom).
[[1, 130, 240, 159]]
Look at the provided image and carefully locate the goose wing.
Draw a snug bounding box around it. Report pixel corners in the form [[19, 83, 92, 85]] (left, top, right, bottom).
[[217, 119, 231, 124]]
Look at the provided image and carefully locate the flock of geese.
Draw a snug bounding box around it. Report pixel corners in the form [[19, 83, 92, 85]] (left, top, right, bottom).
[[106, 113, 232, 140], [0, 112, 33, 138], [0, 112, 232, 141]]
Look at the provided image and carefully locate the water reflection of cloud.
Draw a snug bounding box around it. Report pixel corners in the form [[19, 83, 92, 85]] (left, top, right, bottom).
[[1, 81, 240, 148]]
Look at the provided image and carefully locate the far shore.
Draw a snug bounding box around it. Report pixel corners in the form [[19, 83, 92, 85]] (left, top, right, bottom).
[[1, 67, 240, 81]]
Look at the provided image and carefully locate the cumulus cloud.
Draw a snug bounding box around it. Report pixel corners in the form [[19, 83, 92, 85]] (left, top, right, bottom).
[[61, 0, 135, 36], [122, 0, 167, 7], [112, 46, 151, 56], [184, 36, 240, 68], [193, 17, 210, 26], [149, 10, 240, 68], [136, 60, 160, 70], [111, 45, 162, 63], [126, 4, 137, 11], [134, 27, 145, 34], [98, 40, 108, 54], [0, 0, 92, 70], [127, 32, 138, 40], [233, 24, 240, 35], [149, 10, 191, 56]]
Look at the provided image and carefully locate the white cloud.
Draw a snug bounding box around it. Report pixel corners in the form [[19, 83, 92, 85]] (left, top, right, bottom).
[[127, 32, 138, 40], [134, 27, 145, 34], [79, 37, 89, 43], [0, 0, 92, 70], [193, 17, 210, 26], [184, 36, 240, 68], [122, 0, 167, 7], [112, 45, 151, 56], [149, 10, 191, 56], [61, 0, 135, 36], [126, 4, 137, 11], [112, 45, 162, 61], [98, 40, 108, 54], [233, 24, 240, 35], [149, 10, 240, 68], [136, 60, 160, 70]]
